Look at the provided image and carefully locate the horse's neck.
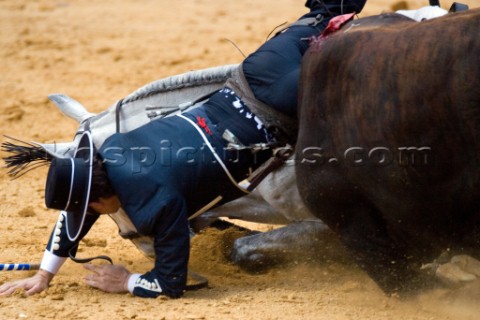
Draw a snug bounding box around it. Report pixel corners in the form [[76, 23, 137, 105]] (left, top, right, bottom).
[[89, 64, 239, 148]]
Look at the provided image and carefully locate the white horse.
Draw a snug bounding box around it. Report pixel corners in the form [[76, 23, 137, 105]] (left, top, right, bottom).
[[7, 64, 328, 270]]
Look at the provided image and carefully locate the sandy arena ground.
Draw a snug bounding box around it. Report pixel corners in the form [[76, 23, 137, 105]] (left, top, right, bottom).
[[1, 0, 480, 319]]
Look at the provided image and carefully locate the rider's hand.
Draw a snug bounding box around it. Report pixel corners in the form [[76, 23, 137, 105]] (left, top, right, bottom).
[[0, 269, 54, 296], [83, 264, 131, 293]]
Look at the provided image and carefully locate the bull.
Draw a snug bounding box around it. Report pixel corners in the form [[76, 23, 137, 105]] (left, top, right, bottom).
[[296, 7, 480, 293]]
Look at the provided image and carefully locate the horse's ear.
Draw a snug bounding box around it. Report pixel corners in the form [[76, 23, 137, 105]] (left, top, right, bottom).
[[48, 93, 96, 124]]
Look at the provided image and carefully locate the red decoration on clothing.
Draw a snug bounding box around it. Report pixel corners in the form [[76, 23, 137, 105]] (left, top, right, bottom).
[[196, 116, 213, 135], [309, 12, 356, 48]]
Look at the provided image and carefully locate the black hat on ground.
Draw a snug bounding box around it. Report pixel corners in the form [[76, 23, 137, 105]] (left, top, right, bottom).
[[45, 131, 93, 241]]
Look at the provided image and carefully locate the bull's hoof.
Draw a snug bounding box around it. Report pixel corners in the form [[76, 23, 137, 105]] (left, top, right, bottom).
[[230, 236, 278, 273], [435, 255, 480, 286]]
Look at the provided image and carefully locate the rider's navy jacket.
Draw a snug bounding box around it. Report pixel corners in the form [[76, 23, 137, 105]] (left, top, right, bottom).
[[243, 1, 366, 117], [44, 88, 272, 298]]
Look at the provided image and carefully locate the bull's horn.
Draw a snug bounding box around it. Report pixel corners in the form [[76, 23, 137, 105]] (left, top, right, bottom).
[[48, 93, 96, 124]]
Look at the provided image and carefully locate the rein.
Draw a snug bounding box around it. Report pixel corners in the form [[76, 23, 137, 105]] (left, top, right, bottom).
[[115, 98, 125, 133], [67, 242, 208, 291], [68, 245, 113, 265]]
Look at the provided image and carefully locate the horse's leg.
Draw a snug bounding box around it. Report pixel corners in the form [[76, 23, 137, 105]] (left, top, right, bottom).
[[190, 189, 292, 233], [256, 163, 321, 222], [230, 220, 341, 272], [191, 162, 323, 231]]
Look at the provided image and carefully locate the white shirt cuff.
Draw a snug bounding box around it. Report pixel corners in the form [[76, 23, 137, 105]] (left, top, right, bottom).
[[40, 250, 67, 275], [127, 273, 142, 293]]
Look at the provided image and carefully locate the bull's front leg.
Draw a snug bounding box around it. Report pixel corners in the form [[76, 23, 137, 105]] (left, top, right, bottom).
[[334, 204, 437, 294], [230, 220, 340, 272]]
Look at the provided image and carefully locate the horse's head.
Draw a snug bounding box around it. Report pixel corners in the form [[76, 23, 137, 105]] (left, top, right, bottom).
[[30, 94, 96, 162], [2, 64, 238, 177], [1, 94, 96, 177]]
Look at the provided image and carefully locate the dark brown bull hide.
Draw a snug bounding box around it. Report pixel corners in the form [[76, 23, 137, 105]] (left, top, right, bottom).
[[296, 9, 480, 293]]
